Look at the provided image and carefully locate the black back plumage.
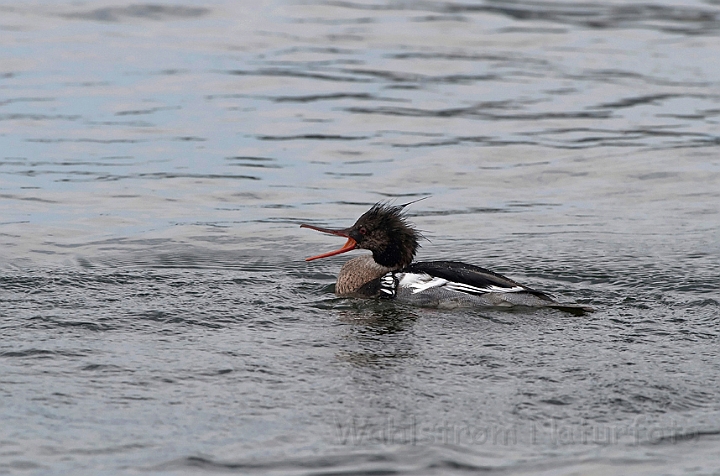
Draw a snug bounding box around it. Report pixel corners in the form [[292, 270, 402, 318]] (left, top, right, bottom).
[[403, 261, 554, 300]]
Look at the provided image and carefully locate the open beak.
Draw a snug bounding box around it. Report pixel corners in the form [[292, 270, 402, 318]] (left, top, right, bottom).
[[300, 224, 357, 261]]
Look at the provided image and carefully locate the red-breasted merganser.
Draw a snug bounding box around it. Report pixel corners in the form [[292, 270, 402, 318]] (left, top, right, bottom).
[[301, 201, 592, 314]]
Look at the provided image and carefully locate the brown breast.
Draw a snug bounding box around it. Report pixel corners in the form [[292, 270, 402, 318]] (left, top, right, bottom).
[[335, 255, 394, 296]]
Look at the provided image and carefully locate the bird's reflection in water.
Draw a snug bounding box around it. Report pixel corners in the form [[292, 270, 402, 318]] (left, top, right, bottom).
[[332, 300, 421, 368], [337, 301, 419, 331]]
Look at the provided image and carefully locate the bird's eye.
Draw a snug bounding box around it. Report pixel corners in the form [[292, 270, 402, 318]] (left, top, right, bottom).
[[359, 226, 367, 235]]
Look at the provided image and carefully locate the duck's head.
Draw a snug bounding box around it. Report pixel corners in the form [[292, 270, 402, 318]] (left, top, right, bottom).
[[301, 201, 421, 269]]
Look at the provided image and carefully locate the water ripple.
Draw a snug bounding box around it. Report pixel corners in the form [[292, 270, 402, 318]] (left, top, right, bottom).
[[62, 4, 210, 22], [325, 0, 720, 35]]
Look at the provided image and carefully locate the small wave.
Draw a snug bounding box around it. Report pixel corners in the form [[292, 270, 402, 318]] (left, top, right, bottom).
[[62, 5, 210, 22], [0, 348, 89, 358], [325, 1, 720, 36], [153, 449, 498, 475], [257, 134, 370, 141]]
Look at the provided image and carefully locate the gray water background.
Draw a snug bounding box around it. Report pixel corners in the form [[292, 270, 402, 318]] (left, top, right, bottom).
[[1, 0, 720, 474]]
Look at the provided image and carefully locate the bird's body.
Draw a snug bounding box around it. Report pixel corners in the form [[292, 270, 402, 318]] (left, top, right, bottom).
[[301, 201, 591, 314]]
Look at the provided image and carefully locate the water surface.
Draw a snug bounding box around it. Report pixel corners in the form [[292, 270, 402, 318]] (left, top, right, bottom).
[[1, 0, 719, 474]]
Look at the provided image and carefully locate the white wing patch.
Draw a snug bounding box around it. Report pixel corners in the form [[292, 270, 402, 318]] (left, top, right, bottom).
[[398, 272, 525, 295], [398, 273, 447, 294], [447, 282, 525, 294]]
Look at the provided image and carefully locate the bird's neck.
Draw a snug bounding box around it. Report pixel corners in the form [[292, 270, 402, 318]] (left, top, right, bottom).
[[372, 239, 416, 269]]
